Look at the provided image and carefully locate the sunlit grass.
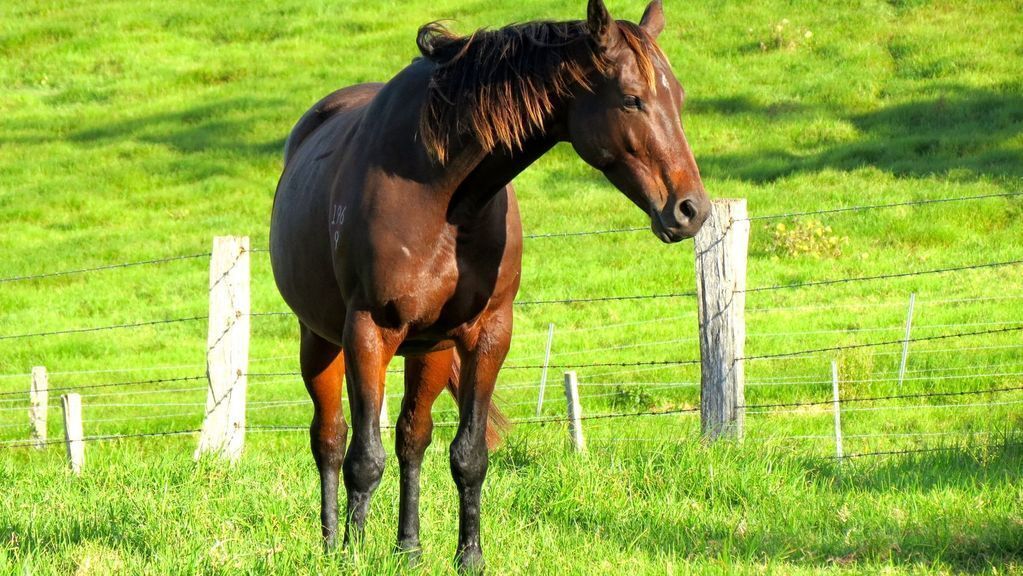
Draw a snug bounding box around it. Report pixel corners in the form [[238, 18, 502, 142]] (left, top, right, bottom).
[[1, 0, 1021, 573]]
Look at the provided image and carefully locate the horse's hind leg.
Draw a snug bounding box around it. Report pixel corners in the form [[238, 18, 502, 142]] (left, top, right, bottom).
[[300, 324, 347, 552], [395, 348, 453, 561]]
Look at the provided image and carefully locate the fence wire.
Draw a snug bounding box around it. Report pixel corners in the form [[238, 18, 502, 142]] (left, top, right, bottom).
[[0, 253, 206, 284]]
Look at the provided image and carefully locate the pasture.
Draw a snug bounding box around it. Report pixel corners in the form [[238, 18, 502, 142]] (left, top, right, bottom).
[[1, 0, 1022, 574]]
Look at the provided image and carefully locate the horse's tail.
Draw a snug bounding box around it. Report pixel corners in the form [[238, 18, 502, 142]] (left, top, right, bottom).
[[446, 351, 509, 450]]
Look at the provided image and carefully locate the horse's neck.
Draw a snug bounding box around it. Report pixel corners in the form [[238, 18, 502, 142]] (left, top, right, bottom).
[[444, 133, 560, 222], [373, 60, 567, 221]]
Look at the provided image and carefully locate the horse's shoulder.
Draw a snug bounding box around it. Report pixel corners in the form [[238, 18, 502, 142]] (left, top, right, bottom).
[[283, 83, 385, 165]]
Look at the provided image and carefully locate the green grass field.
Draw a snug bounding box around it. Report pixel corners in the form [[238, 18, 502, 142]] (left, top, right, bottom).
[[1, 0, 1022, 573]]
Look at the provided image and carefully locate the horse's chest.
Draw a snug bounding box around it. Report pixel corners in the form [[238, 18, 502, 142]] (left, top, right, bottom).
[[365, 236, 505, 335]]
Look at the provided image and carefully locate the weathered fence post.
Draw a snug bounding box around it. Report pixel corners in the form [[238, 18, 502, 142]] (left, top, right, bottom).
[[195, 236, 250, 462], [29, 366, 48, 449], [563, 371, 585, 453], [695, 199, 750, 441], [831, 360, 844, 461], [897, 293, 916, 389], [536, 323, 555, 417], [61, 393, 84, 474]]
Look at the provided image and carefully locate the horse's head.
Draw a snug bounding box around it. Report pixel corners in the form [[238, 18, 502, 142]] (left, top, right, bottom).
[[567, 0, 709, 243]]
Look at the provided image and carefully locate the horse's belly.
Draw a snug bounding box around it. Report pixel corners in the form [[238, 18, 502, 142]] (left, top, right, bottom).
[[270, 123, 354, 345]]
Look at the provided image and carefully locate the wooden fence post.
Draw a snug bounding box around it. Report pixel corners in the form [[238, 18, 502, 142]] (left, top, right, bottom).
[[831, 359, 844, 461], [536, 323, 555, 417], [897, 293, 916, 389], [61, 393, 84, 474], [695, 199, 750, 441], [195, 236, 250, 462], [563, 371, 585, 453], [30, 366, 48, 449]]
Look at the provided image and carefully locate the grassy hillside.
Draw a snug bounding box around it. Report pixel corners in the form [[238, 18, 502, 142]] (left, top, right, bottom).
[[1, 0, 1021, 574]]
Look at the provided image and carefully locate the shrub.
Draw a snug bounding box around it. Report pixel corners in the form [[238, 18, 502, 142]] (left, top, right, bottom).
[[767, 220, 848, 258]]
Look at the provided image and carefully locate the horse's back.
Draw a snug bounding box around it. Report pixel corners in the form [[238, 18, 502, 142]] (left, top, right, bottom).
[[283, 83, 384, 166]]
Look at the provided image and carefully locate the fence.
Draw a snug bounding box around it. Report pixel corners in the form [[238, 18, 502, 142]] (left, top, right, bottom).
[[1, 191, 1022, 472]]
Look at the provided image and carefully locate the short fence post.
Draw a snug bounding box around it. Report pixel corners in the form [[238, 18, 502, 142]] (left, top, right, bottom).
[[897, 293, 915, 389], [61, 393, 84, 474], [29, 366, 48, 449], [831, 360, 844, 461], [536, 323, 555, 417], [563, 371, 585, 453], [195, 236, 250, 463], [379, 394, 390, 429], [694, 199, 750, 441]]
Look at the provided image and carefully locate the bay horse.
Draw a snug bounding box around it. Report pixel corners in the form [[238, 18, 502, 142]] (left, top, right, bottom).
[[269, 0, 709, 570]]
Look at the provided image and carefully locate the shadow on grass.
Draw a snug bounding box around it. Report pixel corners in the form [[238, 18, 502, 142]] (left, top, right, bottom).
[[70, 97, 287, 159], [0, 97, 289, 183], [697, 85, 1023, 182]]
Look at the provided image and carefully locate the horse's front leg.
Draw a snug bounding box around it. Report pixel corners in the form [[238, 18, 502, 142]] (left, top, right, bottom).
[[395, 348, 453, 562], [341, 311, 400, 547], [299, 325, 347, 552], [450, 308, 512, 573]]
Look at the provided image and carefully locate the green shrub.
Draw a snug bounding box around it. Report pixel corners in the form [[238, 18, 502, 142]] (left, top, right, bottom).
[[767, 220, 848, 259]]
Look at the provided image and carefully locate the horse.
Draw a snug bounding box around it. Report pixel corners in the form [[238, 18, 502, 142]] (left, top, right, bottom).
[[269, 0, 709, 570]]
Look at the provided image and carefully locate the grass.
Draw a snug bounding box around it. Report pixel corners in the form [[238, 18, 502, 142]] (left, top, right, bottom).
[[1, 0, 1022, 573]]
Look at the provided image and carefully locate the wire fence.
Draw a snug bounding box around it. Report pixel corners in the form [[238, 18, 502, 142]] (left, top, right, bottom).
[[5, 382, 1021, 460], [1, 190, 1021, 465]]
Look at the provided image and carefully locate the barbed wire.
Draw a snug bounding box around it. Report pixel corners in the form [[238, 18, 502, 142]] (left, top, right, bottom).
[[742, 259, 1023, 295], [0, 361, 206, 379], [514, 291, 697, 306], [80, 386, 208, 399], [5, 385, 1019, 449], [7, 324, 999, 400], [746, 370, 1023, 389], [0, 253, 207, 284], [748, 293, 1023, 314], [4, 257, 1019, 344], [500, 325, 1023, 370], [523, 226, 647, 240], [0, 375, 206, 398], [86, 412, 202, 424], [3, 191, 1018, 290], [0, 429, 199, 448], [843, 398, 1023, 413], [0, 316, 205, 342], [746, 360, 1023, 385], [84, 401, 206, 408], [739, 191, 1023, 223], [843, 441, 1023, 460], [740, 383, 1023, 413], [748, 398, 1023, 416], [761, 430, 998, 442]]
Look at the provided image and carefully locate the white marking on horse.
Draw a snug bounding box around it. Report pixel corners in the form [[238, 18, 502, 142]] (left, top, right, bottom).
[[661, 73, 670, 91], [331, 204, 347, 249], [401, 245, 411, 257], [331, 204, 347, 226]]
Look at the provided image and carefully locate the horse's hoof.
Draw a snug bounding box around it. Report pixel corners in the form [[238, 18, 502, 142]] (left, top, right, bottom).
[[456, 546, 485, 575], [396, 540, 423, 566]]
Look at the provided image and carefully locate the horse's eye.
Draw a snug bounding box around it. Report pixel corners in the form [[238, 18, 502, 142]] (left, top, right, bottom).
[[623, 95, 642, 111]]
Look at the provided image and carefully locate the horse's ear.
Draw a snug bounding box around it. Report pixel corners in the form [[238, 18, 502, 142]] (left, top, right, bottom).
[[639, 0, 665, 39], [587, 0, 619, 49]]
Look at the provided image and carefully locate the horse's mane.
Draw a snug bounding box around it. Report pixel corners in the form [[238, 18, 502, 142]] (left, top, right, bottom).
[[417, 19, 658, 164]]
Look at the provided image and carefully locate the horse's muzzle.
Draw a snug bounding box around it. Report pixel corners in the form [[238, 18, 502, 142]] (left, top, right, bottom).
[[651, 194, 710, 243]]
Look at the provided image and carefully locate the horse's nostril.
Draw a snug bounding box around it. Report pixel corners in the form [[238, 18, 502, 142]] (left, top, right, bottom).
[[679, 199, 698, 220]]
